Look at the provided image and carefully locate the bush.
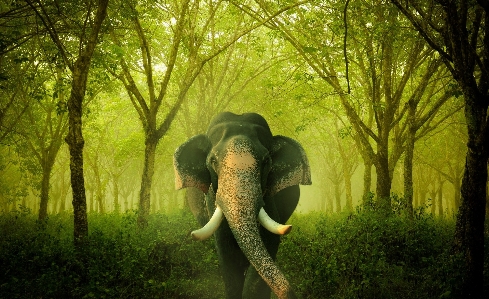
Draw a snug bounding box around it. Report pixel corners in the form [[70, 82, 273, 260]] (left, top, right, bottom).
[[277, 203, 481, 299], [0, 210, 222, 299], [0, 205, 487, 299]]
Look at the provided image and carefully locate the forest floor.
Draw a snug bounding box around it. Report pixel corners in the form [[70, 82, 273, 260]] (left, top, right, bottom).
[[0, 203, 487, 299]]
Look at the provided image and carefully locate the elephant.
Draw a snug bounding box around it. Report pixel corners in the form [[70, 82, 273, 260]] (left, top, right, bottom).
[[173, 112, 311, 299]]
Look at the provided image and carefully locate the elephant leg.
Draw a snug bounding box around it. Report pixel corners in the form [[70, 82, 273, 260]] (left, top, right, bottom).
[[186, 187, 209, 227], [215, 220, 250, 299]]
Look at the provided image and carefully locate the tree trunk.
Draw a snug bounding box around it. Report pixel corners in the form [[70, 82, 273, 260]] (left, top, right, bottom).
[[420, 191, 427, 209], [453, 176, 462, 211], [113, 177, 120, 213], [97, 184, 104, 213], [89, 188, 94, 213], [344, 172, 353, 211], [66, 72, 89, 245], [363, 158, 373, 201], [58, 179, 68, 213], [137, 137, 157, 226], [60, 0, 108, 247], [430, 187, 437, 215], [453, 94, 488, 298], [375, 152, 392, 211], [437, 180, 444, 216], [38, 163, 53, 220], [334, 182, 342, 213], [151, 188, 157, 214], [403, 100, 416, 218]]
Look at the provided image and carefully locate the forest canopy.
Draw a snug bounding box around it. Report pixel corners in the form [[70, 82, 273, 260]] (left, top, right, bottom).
[[0, 0, 487, 298]]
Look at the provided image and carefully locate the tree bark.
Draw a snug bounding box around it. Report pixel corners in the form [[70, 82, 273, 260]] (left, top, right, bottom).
[[362, 157, 373, 201], [453, 175, 462, 210], [430, 186, 437, 215], [344, 172, 353, 211], [67, 69, 89, 244], [113, 176, 120, 213], [375, 150, 392, 211], [137, 137, 157, 226], [38, 160, 54, 220], [437, 179, 444, 216], [334, 182, 342, 213], [403, 99, 416, 218], [453, 93, 488, 298]]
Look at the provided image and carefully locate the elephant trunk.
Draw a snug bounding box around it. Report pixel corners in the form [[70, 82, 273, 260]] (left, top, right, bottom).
[[217, 192, 296, 299], [215, 155, 296, 299]]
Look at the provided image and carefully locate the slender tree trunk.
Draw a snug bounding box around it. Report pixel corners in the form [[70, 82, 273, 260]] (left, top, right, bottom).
[[375, 152, 392, 211], [38, 163, 53, 220], [363, 158, 373, 201], [414, 186, 419, 209], [58, 181, 68, 213], [113, 177, 120, 213], [89, 188, 94, 213], [137, 137, 157, 226], [150, 188, 156, 214], [97, 183, 104, 214], [67, 73, 89, 245], [430, 187, 437, 215], [437, 180, 444, 217], [344, 172, 353, 211], [335, 183, 342, 213], [403, 100, 416, 218], [453, 176, 462, 210], [63, 0, 108, 246]]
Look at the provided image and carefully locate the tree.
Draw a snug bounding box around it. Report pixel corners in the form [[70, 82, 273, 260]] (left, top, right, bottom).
[[18, 65, 69, 220], [236, 0, 459, 213], [26, 0, 109, 245], [0, 3, 39, 143], [391, 1, 489, 297], [106, 0, 283, 226], [415, 119, 466, 213]]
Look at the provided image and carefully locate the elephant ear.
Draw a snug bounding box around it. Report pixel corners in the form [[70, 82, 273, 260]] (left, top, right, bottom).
[[174, 134, 212, 193], [268, 135, 312, 197]]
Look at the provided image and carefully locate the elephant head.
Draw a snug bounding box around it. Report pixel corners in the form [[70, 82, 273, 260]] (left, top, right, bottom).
[[173, 112, 311, 299]]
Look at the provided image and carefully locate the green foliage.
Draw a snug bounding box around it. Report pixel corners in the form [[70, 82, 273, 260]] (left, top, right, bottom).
[[1, 207, 487, 299], [0, 210, 222, 299], [278, 205, 486, 299]]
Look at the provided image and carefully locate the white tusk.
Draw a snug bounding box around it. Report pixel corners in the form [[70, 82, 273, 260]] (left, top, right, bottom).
[[258, 208, 292, 235], [191, 205, 224, 241]]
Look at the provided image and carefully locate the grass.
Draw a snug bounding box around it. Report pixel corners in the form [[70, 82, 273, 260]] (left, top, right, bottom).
[[0, 205, 487, 298]]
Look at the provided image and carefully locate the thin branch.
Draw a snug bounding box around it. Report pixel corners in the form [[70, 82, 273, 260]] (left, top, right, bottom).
[[26, 0, 74, 71], [391, 0, 453, 68], [343, 0, 351, 94]]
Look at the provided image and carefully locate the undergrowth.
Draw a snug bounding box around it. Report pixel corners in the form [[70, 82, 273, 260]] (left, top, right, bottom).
[[278, 207, 469, 299], [0, 210, 222, 299], [0, 203, 487, 298]]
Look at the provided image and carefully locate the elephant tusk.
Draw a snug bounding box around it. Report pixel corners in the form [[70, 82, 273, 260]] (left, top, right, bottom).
[[191, 205, 224, 241], [258, 208, 292, 235]]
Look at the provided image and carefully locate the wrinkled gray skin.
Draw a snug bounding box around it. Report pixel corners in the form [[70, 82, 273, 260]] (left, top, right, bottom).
[[174, 112, 311, 299]]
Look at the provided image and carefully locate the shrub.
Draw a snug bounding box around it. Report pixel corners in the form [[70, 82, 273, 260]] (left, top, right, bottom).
[[0, 210, 222, 299], [1, 204, 487, 299], [278, 202, 476, 299]]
